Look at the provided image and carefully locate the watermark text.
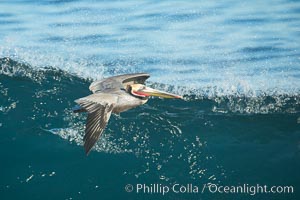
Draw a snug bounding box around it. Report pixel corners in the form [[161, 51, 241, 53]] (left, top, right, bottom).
[[124, 183, 294, 196]]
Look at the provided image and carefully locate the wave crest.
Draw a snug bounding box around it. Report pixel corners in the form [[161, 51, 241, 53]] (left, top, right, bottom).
[[1, 57, 299, 115]]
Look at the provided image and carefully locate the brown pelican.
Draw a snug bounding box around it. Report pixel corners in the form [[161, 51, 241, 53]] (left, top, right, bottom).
[[74, 73, 182, 155]]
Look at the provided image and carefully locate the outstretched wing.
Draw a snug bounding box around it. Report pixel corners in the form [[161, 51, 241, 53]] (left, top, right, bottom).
[[89, 73, 150, 93], [75, 93, 117, 155]]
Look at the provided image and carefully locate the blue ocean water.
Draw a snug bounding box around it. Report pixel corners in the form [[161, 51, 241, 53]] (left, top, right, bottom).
[[0, 0, 300, 199]]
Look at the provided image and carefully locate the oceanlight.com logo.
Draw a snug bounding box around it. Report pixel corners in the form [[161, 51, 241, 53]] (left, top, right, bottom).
[[124, 183, 294, 196]]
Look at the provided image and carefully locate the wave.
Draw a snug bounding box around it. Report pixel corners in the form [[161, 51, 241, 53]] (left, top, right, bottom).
[[1, 57, 298, 115], [1, 57, 299, 183]]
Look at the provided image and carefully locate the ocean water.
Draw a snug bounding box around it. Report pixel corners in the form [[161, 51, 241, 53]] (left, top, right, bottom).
[[0, 0, 300, 199]]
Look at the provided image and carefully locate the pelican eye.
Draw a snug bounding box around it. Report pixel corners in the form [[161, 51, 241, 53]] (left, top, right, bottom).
[[126, 85, 132, 92]]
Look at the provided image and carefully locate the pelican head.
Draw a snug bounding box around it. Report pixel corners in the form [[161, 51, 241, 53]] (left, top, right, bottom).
[[127, 84, 183, 99]]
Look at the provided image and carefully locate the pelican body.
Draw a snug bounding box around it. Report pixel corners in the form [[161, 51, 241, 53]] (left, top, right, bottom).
[[74, 73, 182, 155]]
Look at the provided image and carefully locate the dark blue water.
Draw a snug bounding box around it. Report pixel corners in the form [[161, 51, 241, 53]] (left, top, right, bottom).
[[1, 0, 300, 199]]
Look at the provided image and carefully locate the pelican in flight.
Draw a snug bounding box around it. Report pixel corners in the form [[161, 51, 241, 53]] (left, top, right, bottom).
[[74, 73, 182, 155]]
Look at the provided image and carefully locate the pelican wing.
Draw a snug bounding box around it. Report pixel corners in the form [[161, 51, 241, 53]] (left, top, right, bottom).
[[75, 93, 117, 155], [89, 73, 150, 93]]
